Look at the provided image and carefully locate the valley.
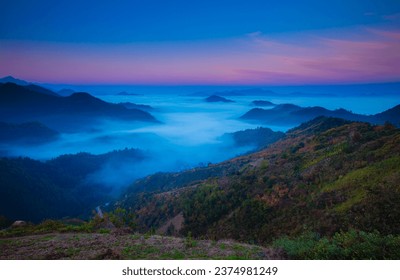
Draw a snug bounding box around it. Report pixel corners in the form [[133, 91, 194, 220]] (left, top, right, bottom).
[[0, 79, 400, 259]]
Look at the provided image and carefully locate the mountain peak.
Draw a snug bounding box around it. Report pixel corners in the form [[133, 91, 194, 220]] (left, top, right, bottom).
[[251, 100, 275, 107], [0, 76, 29, 86], [205, 95, 235, 103], [0, 82, 159, 132], [288, 116, 353, 135], [69, 92, 94, 99]]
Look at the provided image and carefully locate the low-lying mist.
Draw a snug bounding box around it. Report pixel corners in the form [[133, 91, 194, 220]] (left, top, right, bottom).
[[3, 90, 399, 194], [1, 97, 268, 192]]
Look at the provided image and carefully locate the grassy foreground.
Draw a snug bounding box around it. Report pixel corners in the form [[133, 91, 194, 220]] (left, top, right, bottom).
[[0, 219, 283, 260], [0, 233, 282, 260]]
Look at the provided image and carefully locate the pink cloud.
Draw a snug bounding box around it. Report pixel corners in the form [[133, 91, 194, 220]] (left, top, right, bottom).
[[1, 27, 400, 85], [367, 28, 400, 40], [229, 29, 400, 84]]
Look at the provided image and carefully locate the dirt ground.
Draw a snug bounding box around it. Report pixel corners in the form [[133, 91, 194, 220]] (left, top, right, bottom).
[[0, 231, 285, 260]]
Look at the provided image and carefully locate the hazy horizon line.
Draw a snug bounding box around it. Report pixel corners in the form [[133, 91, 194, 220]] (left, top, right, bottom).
[[3, 75, 400, 88]]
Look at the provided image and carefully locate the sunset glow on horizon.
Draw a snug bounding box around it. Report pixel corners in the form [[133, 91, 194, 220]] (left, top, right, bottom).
[[1, 1, 400, 85]]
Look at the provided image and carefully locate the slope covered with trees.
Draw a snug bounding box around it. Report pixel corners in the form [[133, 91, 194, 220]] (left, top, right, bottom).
[[0, 149, 146, 222], [1, 116, 399, 259], [115, 117, 400, 258]]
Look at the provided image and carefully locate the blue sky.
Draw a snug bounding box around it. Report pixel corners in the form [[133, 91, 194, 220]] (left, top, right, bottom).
[[1, 0, 400, 84], [1, 0, 399, 42]]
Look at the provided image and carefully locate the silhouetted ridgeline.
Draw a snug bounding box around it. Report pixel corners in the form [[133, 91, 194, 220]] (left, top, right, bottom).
[[204, 95, 235, 103], [57, 88, 75, 96], [0, 121, 59, 145], [240, 103, 400, 127], [0, 76, 29, 86], [251, 100, 275, 107], [189, 88, 276, 97], [0, 82, 159, 132], [118, 102, 154, 111], [220, 127, 285, 151]]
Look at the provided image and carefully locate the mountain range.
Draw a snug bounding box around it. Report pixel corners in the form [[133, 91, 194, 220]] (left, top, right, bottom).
[[0, 76, 29, 86], [0, 76, 399, 259], [1, 116, 399, 259], [0, 82, 158, 132], [241, 103, 400, 127], [190, 88, 276, 96]]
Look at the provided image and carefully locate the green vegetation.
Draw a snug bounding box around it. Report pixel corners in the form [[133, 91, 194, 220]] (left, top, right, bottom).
[[116, 117, 400, 259], [160, 250, 186, 260], [0, 148, 145, 223], [108, 207, 136, 230], [0, 220, 89, 238], [122, 244, 161, 259], [272, 230, 400, 259], [0, 229, 275, 259], [184, 232, 198, 248], [2, 117, 399, 259], [0, 209, 134, 238]]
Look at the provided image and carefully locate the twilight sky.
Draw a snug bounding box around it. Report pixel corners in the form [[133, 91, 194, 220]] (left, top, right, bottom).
[[1, 0, 400, 85]]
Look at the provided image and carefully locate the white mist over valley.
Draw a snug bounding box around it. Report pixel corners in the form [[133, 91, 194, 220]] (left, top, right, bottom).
[[2, 83, 400, 191]]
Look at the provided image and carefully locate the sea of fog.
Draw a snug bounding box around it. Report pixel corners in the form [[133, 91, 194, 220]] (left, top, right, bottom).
[[53, 83, 400, 114], [4, 84, 400, 190]]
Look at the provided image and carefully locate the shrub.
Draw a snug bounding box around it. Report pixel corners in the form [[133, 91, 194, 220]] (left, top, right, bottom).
[[272, 230, 400, 259], [108, 207, 136, 230]]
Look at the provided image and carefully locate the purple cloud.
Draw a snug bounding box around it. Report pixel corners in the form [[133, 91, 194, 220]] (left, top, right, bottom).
[[1, 27, 399, 85]]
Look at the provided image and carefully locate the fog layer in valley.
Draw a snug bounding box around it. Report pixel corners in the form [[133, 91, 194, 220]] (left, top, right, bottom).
[[0, 93, 263, 190], [3, 85, 400, 191]]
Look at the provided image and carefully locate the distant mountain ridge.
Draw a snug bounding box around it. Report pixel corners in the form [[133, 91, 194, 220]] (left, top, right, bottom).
[[24, 84, 59, 96], [204, 95, 235, 103], [220, 127, 285, 151], [374, 105, 400, 124], [251, 100, 275, 107], [0, 76, 29, 86], [0, 82, 159, 132], [118, 102, 154, 111], [190, 88, 276, 96], [57, 88, 75, 96], [0, 122, 59, 146], [117, 91, 141, 96], [241, 103, 400, 127]]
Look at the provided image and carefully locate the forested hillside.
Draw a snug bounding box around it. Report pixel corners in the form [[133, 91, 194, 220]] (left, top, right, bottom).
[[115, 117, 400, 258], [0, 149, 146, 222]]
